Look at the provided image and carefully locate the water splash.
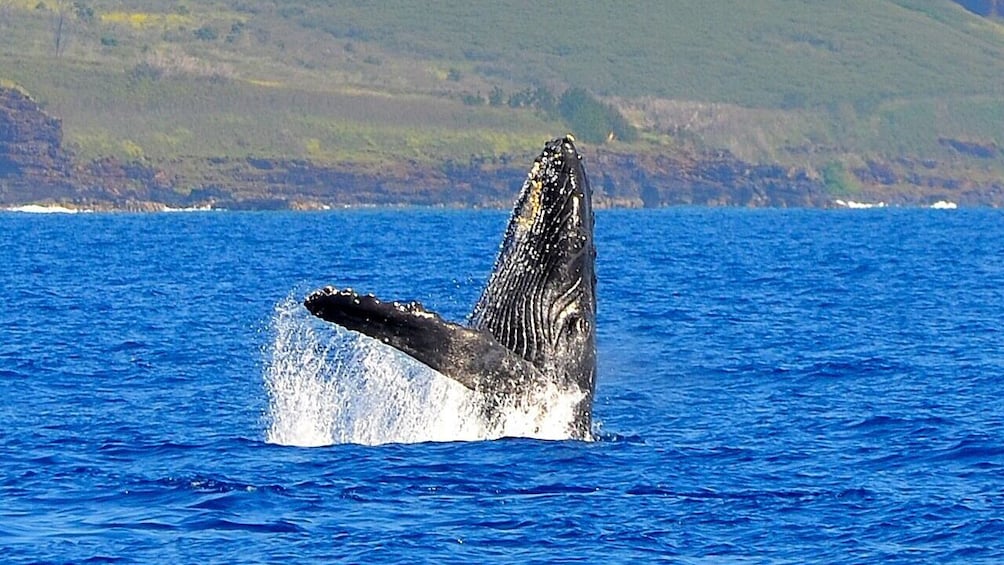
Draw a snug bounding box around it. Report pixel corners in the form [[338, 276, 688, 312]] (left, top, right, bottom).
[[262, 296, 587, 446]]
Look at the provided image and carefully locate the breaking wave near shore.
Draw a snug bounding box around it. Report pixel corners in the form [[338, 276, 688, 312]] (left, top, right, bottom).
[[262, 295, 586, 446]]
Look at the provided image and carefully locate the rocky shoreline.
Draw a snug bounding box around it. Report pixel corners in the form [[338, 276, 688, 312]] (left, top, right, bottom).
[[2, 87, 1000, 211]]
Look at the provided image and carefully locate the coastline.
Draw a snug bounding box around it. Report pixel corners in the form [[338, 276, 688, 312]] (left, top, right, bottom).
[[2, 197, 974, 214]]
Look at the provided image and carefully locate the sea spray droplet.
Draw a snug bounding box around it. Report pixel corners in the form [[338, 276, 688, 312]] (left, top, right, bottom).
[[262, 296, 345, 447], [262, 295, 483, 446], [262, 295, 587, 446]]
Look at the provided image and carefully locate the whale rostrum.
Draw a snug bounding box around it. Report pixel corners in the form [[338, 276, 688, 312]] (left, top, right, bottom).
[[304, 136, 597, 439]]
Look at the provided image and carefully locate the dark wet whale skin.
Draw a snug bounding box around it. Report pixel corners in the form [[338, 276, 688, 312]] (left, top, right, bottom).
[[304, 136, 597, 439], [470, 136, 596, 434]]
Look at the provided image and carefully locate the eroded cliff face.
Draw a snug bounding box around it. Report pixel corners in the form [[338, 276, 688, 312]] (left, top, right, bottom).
[[0, 86, 188, 209], [585, 149, 829, 208], [141, 150, 832, 210], [0, 87, 74, 201]]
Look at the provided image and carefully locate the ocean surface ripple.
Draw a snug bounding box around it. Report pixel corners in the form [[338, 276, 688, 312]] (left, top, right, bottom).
[[2, 208, 1002, 563]]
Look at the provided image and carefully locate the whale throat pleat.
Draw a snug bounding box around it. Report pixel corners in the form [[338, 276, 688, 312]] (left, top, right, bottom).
[[472, 161, 577, 366]]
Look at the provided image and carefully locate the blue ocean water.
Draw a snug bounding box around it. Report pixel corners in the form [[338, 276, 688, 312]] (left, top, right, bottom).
[[1, 207, 1003, 563]]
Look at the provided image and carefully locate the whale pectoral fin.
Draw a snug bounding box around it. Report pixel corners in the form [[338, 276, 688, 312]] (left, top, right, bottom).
[[304, 287, 542, 392]]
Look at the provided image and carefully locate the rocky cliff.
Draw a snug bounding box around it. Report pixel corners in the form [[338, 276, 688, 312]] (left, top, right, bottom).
[[0, 87, 75, 202]]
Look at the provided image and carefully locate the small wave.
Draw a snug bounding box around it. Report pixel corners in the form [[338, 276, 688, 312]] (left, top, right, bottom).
[[593, 431, 646, 444], [82, 556, 133, 563], [262, 295, 588, 446], [109, 340, 148, 352], [624, 485, 823, 502], [513, 483, 598, 495], [98, 521, 178, 532], [848, 414, 902, 429], [931, 435, 1004, 465], [156, 476, 286, 494], [846, 414, 953, 433], [802, 356, 904, 379], [181, 517, 305, 534], [834, 487, 877, 500]]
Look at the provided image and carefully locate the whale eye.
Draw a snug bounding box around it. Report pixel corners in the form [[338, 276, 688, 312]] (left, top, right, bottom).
[[563, 314, 588, 338]]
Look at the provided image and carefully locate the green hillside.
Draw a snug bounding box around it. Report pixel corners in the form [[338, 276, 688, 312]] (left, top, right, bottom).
[[287, 0, 1002, 106], [1, 0, 1002, 180]]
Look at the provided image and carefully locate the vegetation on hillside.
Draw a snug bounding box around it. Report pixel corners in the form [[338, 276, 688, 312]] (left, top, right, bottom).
[[0, 0, 1001, 187]]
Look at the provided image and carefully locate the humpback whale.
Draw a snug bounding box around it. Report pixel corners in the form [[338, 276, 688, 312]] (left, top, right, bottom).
[[304, 136, 596, 439]]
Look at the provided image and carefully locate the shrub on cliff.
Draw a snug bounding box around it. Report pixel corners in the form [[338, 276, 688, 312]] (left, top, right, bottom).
[[558, 88, 637, 144]]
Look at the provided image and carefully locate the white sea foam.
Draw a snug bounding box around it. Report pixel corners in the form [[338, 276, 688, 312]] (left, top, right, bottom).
[[930, 200, 958, 209], [5, 204, 86, 214], [262, 296, 586, 446], [162, 204, 217, 212], [834, 199, 887, 209]]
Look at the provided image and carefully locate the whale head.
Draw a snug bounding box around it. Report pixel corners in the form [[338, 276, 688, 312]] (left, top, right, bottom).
[[471, 135, 597, 435]]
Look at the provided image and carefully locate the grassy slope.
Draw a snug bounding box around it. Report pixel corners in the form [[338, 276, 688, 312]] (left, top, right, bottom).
[[314, 1, 1001, 105], [0, 0, 1001, 182]]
